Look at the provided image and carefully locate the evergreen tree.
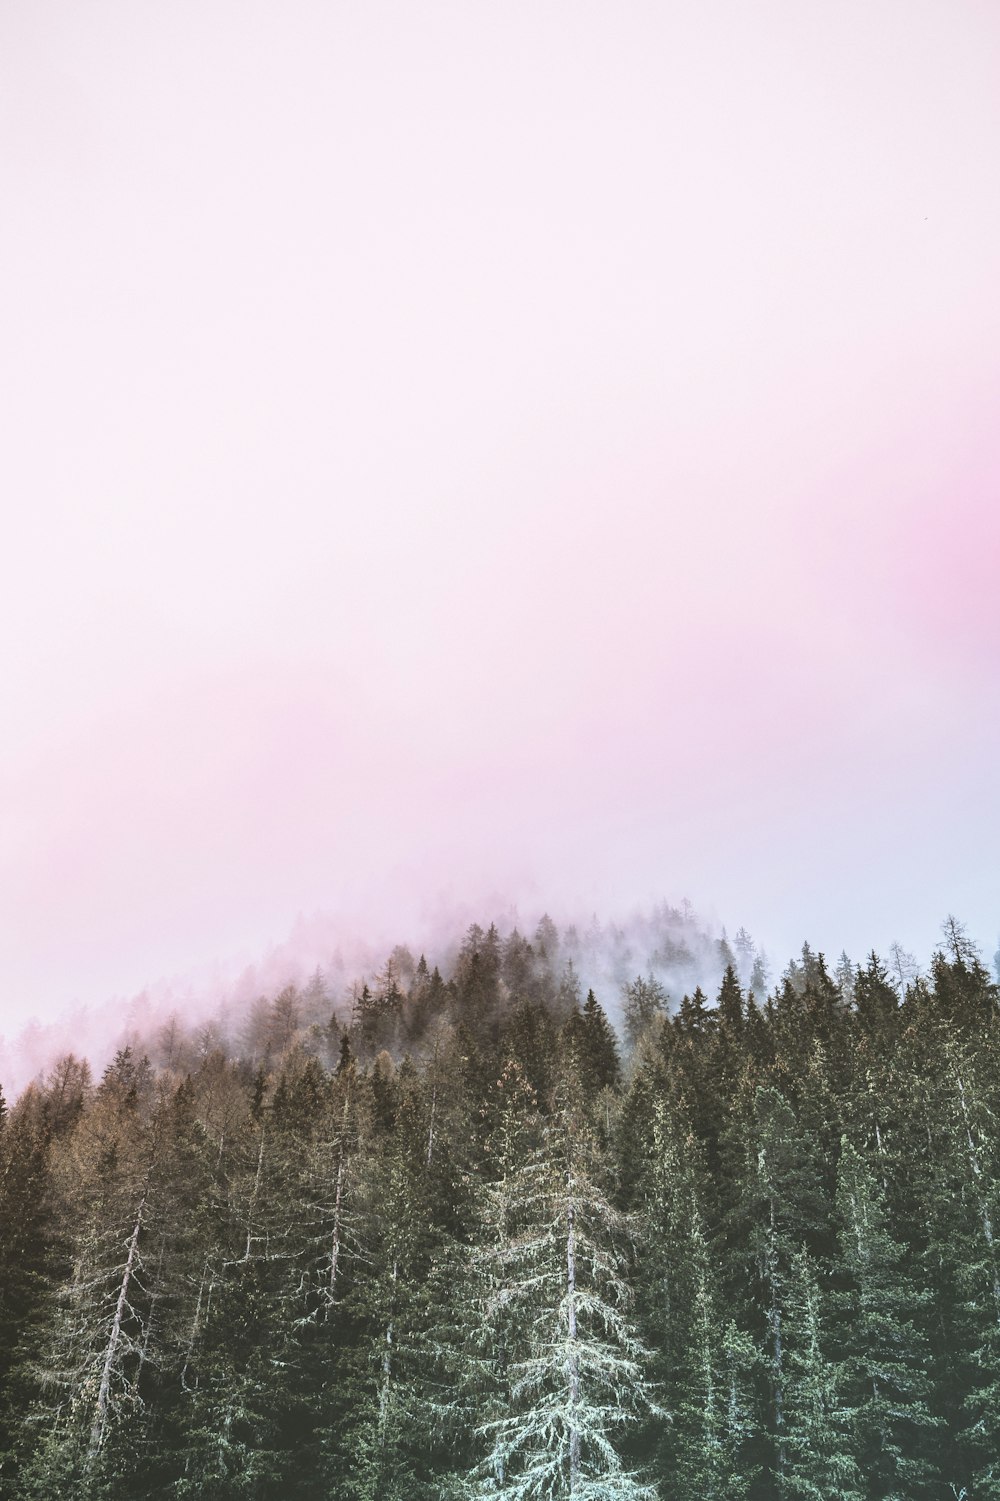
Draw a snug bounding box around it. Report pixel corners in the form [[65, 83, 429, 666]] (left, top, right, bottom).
[[748, 950, 770, 1000], [18, 1053, 220, 1498], [560, 990, 620, 1098], [639, 1100, 758, 1501], [832, 1139, 939, 1499], [4, 910, 1000, 1497], [780, 1246, 861, 1501], [621, 975, 668, 1053], [726, 1085, 831, 1491], [0, 1085, 56, 1488], [731, 927, 755, 983], [460, 1072, 658, 1499]]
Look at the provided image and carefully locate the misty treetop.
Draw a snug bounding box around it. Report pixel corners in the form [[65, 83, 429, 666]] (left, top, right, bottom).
[[1, 908, 999, 1499]]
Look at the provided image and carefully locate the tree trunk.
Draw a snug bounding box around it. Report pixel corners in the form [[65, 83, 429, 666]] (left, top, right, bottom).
[[378, 1257, 399, 1446], [566, 1182, 581, 1495], [245, 1126, 266, 1260], [330, 1084, 352, 1297], [88, 1192, 146, 1461], [955, 1072, 1000, 1313], [181, 1255, 214, 1390], [767, 1199, 786, 1475]]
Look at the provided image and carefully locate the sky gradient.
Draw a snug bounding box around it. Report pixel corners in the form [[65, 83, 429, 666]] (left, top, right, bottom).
[[2, 0, 999, 1030]]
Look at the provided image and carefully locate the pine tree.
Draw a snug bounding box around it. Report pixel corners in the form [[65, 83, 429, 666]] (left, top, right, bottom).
[[748, 950, 770, 1001], [165, 1063, 305, 1499], [780, 1246, 861, 1501], [709, 965, 747, 1107], [726, 1085, 832, 1491], [0, 1085, 56, 1485], [622, 976, 668, 1053], [832, 1138, 939, 1499], [639, 1101, 758, 1501], [322, 1061, 461, 1501], [834, 952, 855, 1004], [460, 1070, 658, 1498], [560, 991, 620, 1099], [17, 1052, 222, 1498]]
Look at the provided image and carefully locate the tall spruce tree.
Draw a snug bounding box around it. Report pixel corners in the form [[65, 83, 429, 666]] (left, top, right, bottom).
[[832, 1138, 939, 1499], [459, 1065, 658, 1499], [780, 1246, 861, 1501], [639, 1099, 758, 1501]]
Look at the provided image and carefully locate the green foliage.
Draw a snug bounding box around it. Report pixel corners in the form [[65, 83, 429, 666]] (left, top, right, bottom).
[[832, 1139, 939, 1499], [621, 974, 668, 1053], [2, 915, 1000, 1499], [456, 1082, 658, 1499]]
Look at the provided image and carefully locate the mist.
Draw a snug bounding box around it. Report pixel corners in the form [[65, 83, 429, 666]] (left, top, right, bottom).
[[2, 0, 999, 1047], [5, 888, 995, 1105], [3, 896, 745, 1099]]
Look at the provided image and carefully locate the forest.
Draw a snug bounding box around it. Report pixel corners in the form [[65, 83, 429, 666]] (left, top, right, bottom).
[[1, 908, 1000, 1499]]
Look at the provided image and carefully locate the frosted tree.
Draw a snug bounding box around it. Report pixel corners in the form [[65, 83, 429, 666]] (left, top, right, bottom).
[[460, 1063, 658, 1499], [19, 1052, 213, 1497], [887, 942, 920, 996]]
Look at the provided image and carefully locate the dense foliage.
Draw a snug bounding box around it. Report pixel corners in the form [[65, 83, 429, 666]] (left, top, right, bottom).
[[1, 912, 999, 1499]]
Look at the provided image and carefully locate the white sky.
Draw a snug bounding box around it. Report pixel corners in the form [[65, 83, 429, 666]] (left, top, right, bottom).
[[2, 0, 999, 1029]]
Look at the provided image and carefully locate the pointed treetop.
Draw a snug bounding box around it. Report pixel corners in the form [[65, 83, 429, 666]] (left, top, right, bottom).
[[717, 965, 744, 1031], [939, 914, 980, 968]]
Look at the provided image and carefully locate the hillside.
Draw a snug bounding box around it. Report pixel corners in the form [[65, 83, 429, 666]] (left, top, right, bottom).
[[1, 913, 999, 1497]]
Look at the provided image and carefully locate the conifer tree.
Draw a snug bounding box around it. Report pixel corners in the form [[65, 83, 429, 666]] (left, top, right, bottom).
[[621, 975, 668, 1053], [639, 1101, 758, 1501], [832, 1139, 939, 1499], [726, 1086, 831, 1490], [560, 990, 620, 1100], [166, 1066, 301, 1499], [0, 1085, 56, 1482], [461, 1068, 658, 1499], [320, 1054, 469, 1501], [780, 1246, 861, 1501], [18, 1052, 222, 1498]]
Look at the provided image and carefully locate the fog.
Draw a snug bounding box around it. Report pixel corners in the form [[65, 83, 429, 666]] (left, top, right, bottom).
[[2, 1, 998, 1047], [0, 895, 753, 1097], [5, 891, 997, 1104]]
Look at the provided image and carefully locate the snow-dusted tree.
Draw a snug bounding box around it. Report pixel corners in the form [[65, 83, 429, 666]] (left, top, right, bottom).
[[904, 1024, 1000, 1496], [460, 1062, 658, 1499], [18, 1050, 215, 1497]]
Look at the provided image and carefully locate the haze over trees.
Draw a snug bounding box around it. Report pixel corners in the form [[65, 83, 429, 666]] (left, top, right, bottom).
[[1, 906, 999, 1498]]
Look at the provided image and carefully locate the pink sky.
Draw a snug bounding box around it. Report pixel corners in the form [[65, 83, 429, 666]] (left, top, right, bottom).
[[2, 0, 999, 1030]]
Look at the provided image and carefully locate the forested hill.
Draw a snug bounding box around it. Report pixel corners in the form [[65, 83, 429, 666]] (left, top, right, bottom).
[[1, 916, 999, 1499]]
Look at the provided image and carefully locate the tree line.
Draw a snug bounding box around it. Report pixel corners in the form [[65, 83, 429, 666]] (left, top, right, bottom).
[[1, 913, 999, 1498]]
